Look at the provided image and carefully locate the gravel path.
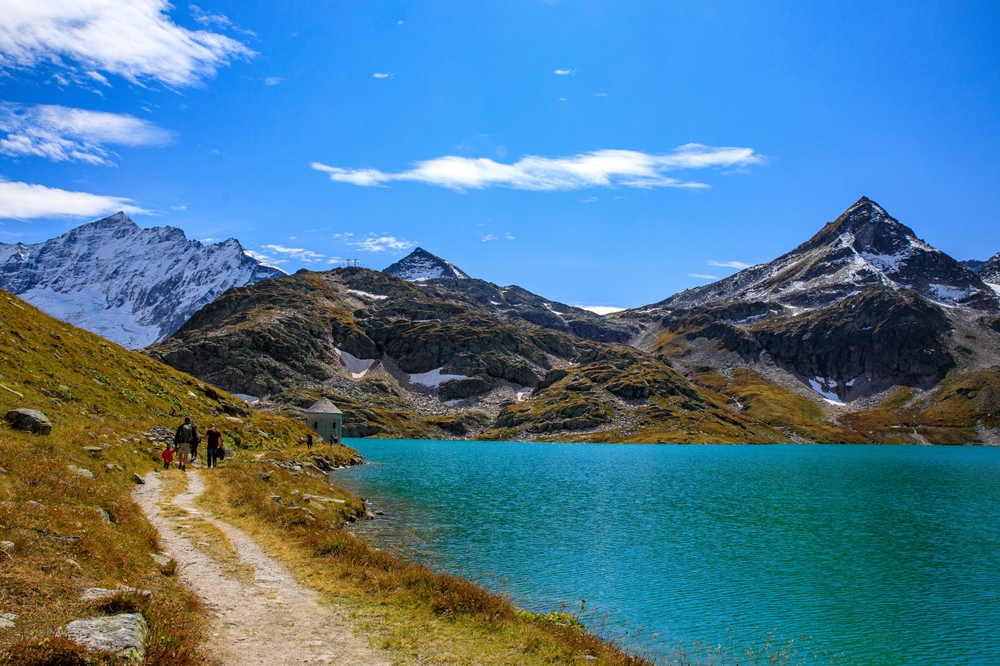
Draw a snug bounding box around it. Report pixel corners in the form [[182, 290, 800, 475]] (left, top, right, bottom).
[[134, 471, 390, 666]]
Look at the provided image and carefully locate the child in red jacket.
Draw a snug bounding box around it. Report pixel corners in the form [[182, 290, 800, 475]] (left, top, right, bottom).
[[161, 446, 175, 470]]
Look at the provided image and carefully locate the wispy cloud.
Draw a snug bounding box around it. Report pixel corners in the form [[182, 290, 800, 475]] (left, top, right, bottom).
[[554, 69, 575, 75], [0, 102, 173, 165], [312, 144, 763, 192], [264, 77, 283, 86], [0, 0, 255, 87], [593, 92, 608, 97], [171, 205, 186, 211], [189, 5, 255, 35], [372, 72, 392, 79], [482, 232, 515, 242], [0, 180, 150, 219], [689, 273, 719, 281], [261, 244, 324, 263], [350, 235, 416, 252], [708, 260, 752, 269]]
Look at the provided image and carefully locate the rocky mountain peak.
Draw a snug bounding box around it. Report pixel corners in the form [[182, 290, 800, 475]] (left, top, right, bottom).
[[0, 214, 286, 348], [643, 197, 999, 312], [382, 247, 470, 281], [980, 251, 1000, 289]]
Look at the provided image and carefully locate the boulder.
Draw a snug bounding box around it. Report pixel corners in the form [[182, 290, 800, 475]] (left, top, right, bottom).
[[65, 613, 147, 664], [132, 473, 145, 485], [0, 613, 17, 629], [81, 587, 151, 602], [68, 465, 95, 480], [4, 408, 52, 434]]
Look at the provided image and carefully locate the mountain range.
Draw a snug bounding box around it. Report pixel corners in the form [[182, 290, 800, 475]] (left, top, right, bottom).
[[0, 213, 285, 348], [2, 198, 999, 443]]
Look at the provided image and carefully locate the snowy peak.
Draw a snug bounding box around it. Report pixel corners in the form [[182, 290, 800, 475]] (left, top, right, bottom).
[[0, 212, 286, 348], [648, 198, 999, 312], [980, 252, 1000, 289], [382, 247, 470, 281], [805, 196, 918, 257]]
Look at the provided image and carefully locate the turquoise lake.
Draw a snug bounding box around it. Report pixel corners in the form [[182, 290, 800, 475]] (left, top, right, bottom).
[[334, 441, 1000, 665]]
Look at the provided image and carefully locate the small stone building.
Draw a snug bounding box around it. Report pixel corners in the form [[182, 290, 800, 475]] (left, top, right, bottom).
[[304, 398, 343, 443]]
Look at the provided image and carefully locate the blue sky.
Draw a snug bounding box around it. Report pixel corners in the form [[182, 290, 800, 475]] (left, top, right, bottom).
[[1, 1, 998, 309]]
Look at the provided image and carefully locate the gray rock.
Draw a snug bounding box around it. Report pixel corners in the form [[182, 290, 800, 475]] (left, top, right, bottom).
[[0, 613, 17, 629], [4, 408, 52, 435], [149, 553, 172, 568], [83, 446, 104, 456], [69, 465, 95, 479], [132, 473, 145, 485], [0, 540, 13, 551], [27, 500, 45, 509], [82, 587, 151, 601], [104, 463, 121, 472], [65, 612, 147, 664]]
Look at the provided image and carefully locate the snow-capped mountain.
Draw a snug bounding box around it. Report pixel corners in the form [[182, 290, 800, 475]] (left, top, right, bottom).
[[0, 212, 285, 348], [979, 252, 1000, 293], [382, 247, 470, 281], [648, 197, 999, 312]]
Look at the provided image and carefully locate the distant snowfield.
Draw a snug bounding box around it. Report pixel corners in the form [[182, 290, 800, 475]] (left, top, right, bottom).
[[337, 349, 376, 378], [578, 305, 626, 315], [409, 367, 468, 387], [807, 377, 846, 406], [22, 287, 161, 349]]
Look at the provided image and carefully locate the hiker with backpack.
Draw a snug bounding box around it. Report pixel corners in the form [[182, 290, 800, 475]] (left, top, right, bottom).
[[174, 417, 198, 471]]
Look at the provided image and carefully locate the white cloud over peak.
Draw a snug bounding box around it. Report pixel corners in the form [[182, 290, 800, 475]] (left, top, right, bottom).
[[0, 102, 172, 165], [350, 235, 416, 252], [0, 180, 150, 219], [689, 273, 720, 281], [312, 144, 763, 192], [708, 260, 752, 269], [0, 0, 255, 87], [261, 244, 324, 263]]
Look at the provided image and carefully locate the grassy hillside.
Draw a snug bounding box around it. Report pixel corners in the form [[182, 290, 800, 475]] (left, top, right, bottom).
[[0, 291, 657, 665], [0, 291, 359, 663]]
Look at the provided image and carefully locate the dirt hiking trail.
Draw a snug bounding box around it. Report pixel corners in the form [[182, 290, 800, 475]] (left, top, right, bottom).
[[134, 470, 391, 666]]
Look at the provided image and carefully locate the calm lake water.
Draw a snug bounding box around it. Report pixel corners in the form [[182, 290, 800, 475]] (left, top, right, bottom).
[[334, 441, 1000, 665]]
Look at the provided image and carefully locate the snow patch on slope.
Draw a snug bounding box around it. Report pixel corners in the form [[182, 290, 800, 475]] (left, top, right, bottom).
[[408, 367, 468, 387], [336, 349, 376, 379]]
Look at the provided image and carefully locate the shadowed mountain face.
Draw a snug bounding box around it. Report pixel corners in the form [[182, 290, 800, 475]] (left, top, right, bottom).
[[0, 213, 285, 348], [383, 248, 639, 343], [643, 197, 999, 313]]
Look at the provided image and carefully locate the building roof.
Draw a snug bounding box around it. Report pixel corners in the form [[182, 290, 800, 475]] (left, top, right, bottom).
[[305, 397, 343, 414]]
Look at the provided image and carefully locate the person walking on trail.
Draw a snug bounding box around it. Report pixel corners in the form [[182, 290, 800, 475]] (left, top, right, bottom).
[[174, 417, 197, 471], [206, 423, 223, 468], [307, 433, 313, 450], [161, 446, 174, 471]]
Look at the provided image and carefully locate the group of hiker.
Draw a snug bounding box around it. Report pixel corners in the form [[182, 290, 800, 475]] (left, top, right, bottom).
[[161, 417, 226, 471]]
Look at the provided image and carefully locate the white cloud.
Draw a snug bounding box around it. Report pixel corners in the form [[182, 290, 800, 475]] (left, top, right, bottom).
[[581, 196, 598, 203], [0, 0, 255, 87], [189, 5, 254, 35], [578, 305, 625, 315], [594, 92, 608, 97], [397, 20, 404, 25], [312, 144, 762, 192], [554, 69, 574, 75], [0, 102, 172, 165], [171, 204, 186, 211], [350, 235, 416, 252], [504, 232, 514, 240], [482, 234, 499, 242], [326, 256, 344, 264], [264, 76, 283, 86], [708, 260, 752, 269], [372, 72, 392, 79], [261, 244, 324, 263], [689, 273, 720, 280], [200, 237, 217, 243], [0, 180, 150, 219]]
